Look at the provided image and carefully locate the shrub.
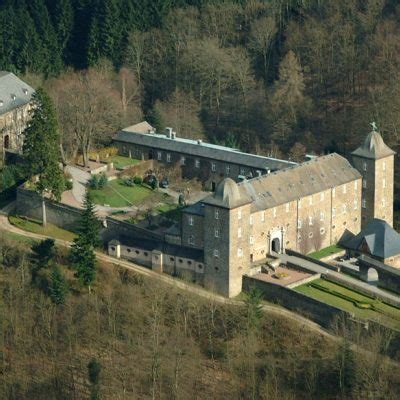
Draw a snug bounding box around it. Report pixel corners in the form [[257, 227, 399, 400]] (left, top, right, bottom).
[[133, 176, 142, 185], [98, 173, 108, 188], [122, 177, 135, 187], [88, 175, 99, 189]]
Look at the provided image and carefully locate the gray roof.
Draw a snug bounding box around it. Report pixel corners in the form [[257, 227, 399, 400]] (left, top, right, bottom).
[[203, 178, 252, 209], [124, 121, 155, 134], [202, 153, 361, 210], [0, 71, 34, 115], [352, 130, 395, 160], [114, 128, 296, 171], [184, 202, 205, 216], [114, 235, 204, 262], [344, 219, 400, 259]]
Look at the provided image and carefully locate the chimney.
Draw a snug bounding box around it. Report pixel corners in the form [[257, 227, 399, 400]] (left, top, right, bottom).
[[171, 131, 176, 140], [197, 139, 202, 145], [266, 169, 271, 174], [165, 127, 173, 138], [23, 88, 28, 95], [0, 100, 3, 107], [11, 94, 16, 101]]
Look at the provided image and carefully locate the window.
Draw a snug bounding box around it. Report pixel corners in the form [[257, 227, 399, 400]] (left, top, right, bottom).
[[363, 162, 367, 171], [362, 199, 366, 208], [309, 197, 313, 206], [213, 249, 219, 258], [237, 248, 243, 257], [332, 207, 336, 217], [195, 159, 200, 168], [309, 232, 313, 238], [332, 188, 336, 198], [157, 151, 162, 160], [211, 162, 216, 172], [226, 165, 230, 175], [214, 229, 219, 238], [238, 210, 242, 220], [383, 178, 386, 188], [298, 219, 302, 229], [249, 235, 254, 244], [320, 192, 325, 202], [249, 215, 253, 225], [363, 179, 367, 189], [240, 167, 245, 175], [167, 153, 171, 163], [273, 208, 276, 218], [320, 212, 325, 221], [238, 227, 242, 238], [320, 227, 325, 235], [298, 235, 302, 242], [342, 204, 347, 214], [188, 235, 194, 245], [261, 211, 265, 222], [180, 156, 186, 165], [343, 184, 347, 194], [215, 209, 219, 220], [383, 161, 386, 171], [285, 203, 289, 213], [354, 181, 358, 190], [309, 216, 313, 226], [188, 216, 194, 226], [354, 200, 358, 210]]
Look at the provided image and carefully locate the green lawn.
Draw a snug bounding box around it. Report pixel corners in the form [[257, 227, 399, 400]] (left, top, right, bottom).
[[109, 155, 140, 170], [90, 179, 162, 207], [9, 215, 77, 242], [295, 278, 400, 329], [308, 245, 343, 260]]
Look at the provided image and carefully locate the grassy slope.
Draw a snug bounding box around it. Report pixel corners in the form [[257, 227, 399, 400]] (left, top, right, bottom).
[[308, 245, 343, 259], [295, 278, 400, 329], [9, 215, 76, 242]]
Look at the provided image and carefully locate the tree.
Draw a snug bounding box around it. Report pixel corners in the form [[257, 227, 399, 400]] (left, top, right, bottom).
[[289, 142, 306, 162], [48, 265, 68, 305], [23, 88, 65, 225], [88, 358, 101, 399], [30, 238, 56, 282], [70, 189, 100, 292], [244, 286, 263, 331]]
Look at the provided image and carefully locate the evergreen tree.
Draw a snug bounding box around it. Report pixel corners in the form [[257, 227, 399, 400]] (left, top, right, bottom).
[[70, 189, 100, 292], [88, 358, 101, 399], [23, 88, 65, 225], [30, 238, 56, 282], [244, 286, 263, 331], [48, 265, 69, 305]]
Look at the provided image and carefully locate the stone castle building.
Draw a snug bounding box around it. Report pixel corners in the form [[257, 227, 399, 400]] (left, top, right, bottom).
[[111, 125, 396, 297], [0, 72, 34, 164]]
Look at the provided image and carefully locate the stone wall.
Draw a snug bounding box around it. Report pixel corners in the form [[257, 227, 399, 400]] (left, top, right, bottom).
[[16, 187, 82, 231], [242, 275, 347, 328]]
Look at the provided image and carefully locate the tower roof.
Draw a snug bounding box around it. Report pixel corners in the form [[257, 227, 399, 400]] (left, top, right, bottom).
[[203, 178, 251, 209], [352, 130, 395, 160]]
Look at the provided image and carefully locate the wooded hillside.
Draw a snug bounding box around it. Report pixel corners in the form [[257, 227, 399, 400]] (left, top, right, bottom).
[[2, 0, 400, 161]]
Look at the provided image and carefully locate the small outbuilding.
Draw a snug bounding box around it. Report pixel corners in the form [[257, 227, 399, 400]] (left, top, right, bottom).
[[343, 218, 400, 267]]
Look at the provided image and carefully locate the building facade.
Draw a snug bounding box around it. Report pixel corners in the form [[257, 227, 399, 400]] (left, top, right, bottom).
[[110, 127, 395, 298], [0, 72, 34, 164], [113, 123, 295, 191]]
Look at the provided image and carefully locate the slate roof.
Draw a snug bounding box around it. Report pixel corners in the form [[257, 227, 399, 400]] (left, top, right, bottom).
[[352, 130, 395, 160], [201, 153, 360, 210], [344, 219, 400, 259], [124, 121, 155, 134], [0, 71, 34, 115], [114, 128, 295, 171], [114, 235, 204, 262], [184, 202, 205, 216], [203, 178, 252, 209]]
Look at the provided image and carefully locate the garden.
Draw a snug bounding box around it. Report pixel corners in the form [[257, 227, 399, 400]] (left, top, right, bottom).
[[295, 278, 400, 329]]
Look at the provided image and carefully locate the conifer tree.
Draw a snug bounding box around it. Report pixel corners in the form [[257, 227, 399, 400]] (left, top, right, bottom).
[[48, 265, 69, 305], [70, 189, 100, 292], [30, 238, 56, 282], [23, 88, 65, 226]]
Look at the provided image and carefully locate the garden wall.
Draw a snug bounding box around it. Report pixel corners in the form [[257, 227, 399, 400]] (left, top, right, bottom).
[[242, 275, 349, 329], [16, 187, 82, 232]]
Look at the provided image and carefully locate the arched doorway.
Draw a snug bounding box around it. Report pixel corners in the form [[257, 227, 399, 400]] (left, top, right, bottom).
[[4, 135, 10, 149], [271, 237, 281, 253], [366, 267, 379, 285]]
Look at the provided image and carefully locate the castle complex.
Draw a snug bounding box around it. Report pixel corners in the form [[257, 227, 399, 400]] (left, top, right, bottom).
[[0, 72, 34, 164], [111, 124, 396, 297]]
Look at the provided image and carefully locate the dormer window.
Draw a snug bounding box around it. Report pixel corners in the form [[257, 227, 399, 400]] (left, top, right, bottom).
[[11, 94, 16, 101], [23, 88, 28, 95], [0, 100, 3, 107]]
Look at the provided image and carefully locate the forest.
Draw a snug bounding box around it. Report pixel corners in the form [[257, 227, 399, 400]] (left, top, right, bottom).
[[0, 233, 400, 399], [2, 0, 400, 165]]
